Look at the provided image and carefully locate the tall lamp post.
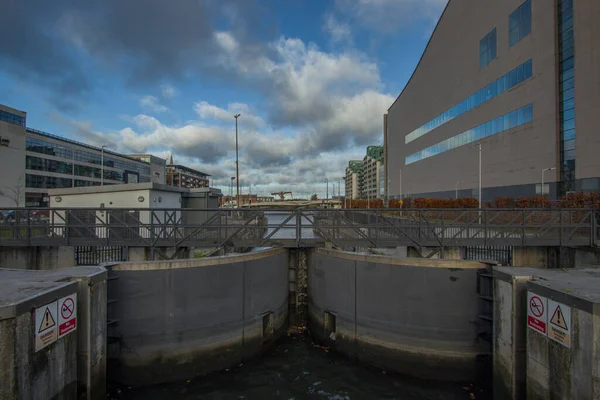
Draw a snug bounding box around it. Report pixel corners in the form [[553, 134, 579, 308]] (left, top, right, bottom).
[[230, 177, 235, 205], [399, 169, 402, 200], [234, 114, 241, 208], [541, 167, 556, 196], [455, 180, 464, 199], [101, 145, 107, 186], [325, 178, 329, 201], [473, 143, 482, 209]]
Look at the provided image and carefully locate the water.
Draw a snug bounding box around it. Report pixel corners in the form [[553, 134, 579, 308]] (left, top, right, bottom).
[[264, 211, 318, 240], [110, 329, 489, 400]]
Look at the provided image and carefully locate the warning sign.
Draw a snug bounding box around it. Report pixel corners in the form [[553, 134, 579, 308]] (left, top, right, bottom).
[[35, 301, 58, 351], [548, 299, 571, 348], [58, 294, 77, 338], [527, 292, 547, 335]]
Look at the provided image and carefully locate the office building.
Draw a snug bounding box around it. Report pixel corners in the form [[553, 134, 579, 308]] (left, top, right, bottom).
[[0, 104, 158, 207], [128, 155, 167, 184], [166, 156, 210, 189], [386, 0, 598, 200]]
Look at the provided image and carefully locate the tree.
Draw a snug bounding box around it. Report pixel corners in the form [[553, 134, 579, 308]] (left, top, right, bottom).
[[1, 174, 25, 208], [310, 194, 318, 201]]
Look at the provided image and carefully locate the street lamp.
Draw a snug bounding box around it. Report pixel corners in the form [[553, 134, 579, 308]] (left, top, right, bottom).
[[399, 169, 402, 200], [101, 145, 107, 186], [325, 178, 329, 200], [473, 143, 482, 208], [455, 181, 464, 199], [230, 177, 235, 205], [541, 167, 556, 196], [234, 114, 241, 208]]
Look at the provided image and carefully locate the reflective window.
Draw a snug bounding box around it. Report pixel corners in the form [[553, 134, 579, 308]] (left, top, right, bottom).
[[480, 29, 497, 68], [558, 0, 575, 193], [74, 164, 101, 179], [509, 0, 532, 46], [0, 110, 26, 127], [26, 156, 73, 174], [25, 174, 72, 189], [406, 104, 533, 165], [26, 137, 73, 159], [74, 179, 101, 187], [405, 60, 533, 144]]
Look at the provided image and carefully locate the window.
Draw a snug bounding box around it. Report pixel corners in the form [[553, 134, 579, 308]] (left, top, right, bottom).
[[509, 0, 532, 46], [406, 104, 533, 165], [26, 137, 73, 159], [480, 29, 497, 68], [405, 60, 533, 143], [25, 174, 72, 189], [26, 156, 73, 174], [0, 110, 26, 127]]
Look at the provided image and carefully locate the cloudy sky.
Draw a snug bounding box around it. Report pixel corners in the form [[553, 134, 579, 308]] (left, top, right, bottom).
[[0, 0, 447, 198]]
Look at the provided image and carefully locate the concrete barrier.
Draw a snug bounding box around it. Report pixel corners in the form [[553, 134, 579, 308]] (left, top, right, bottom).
[[307, 248, 490, 381], [0, 267, 107, 400], [105, 248, 289, 386]]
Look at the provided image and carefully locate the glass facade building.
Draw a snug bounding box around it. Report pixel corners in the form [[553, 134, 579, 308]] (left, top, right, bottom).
[[558, 0, 575, 193]]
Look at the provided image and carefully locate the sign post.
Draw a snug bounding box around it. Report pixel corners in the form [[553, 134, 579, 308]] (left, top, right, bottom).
[[58, 293, 77, 338], [548, 299, 571, 348], [527, 292, 548, 335], [35, 301, 58, 351]]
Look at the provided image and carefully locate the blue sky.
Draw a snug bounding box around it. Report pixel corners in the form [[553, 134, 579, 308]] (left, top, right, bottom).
[[0, 0, 447, 198]]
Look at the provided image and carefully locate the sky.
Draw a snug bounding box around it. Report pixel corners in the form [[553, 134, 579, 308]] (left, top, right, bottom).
[[0, 0, 448, 199]]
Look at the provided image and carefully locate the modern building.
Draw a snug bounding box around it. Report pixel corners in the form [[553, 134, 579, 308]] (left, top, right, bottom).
[[386, 0, 597, 201], [363, 146, 384, 200], [0, 104, 157, 208], [166, 155, 210, 189], [128, 155, 167, 184], [344, 160, 363, 200]]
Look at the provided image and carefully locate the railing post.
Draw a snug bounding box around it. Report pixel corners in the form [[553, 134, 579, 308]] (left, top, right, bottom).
[[590, 209, 596, 247], [296, 211, 301, 248], [484, 209, 487, 246]]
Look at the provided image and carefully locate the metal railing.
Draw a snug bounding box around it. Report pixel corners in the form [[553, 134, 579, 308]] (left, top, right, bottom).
[[0, 208, 597, 251]]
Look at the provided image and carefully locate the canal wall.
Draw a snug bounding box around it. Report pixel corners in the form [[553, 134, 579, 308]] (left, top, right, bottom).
[[105, 247, 289, 386], [307, 248, 490, 381]]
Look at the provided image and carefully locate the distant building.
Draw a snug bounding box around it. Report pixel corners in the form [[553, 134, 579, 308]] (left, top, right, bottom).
[[0, 103, 156, 208], [363, 146, 384, 200], [166, 155, 210, 189], [345, 160, 363, 200]]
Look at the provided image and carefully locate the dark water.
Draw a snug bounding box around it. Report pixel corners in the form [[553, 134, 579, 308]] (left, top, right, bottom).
[[110, 330, 489, 400]]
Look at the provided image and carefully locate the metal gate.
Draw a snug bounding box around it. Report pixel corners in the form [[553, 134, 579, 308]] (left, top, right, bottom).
[[75, 246, 126, 265], [465, 245, 513, 266]]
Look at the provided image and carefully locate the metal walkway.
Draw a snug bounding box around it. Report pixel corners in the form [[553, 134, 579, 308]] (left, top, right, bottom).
[[1, 208, 598, 253]]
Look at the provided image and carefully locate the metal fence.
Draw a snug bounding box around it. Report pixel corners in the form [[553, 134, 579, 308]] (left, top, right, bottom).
[[464, 246, 513, 266], [75, 246, 126, 266], [0, 208, 598, 252]]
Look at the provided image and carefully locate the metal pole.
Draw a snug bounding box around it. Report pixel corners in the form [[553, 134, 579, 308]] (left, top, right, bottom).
[[101, 145, 106, 186], [541, 167, 556, 196], [325, 178, 328, 200], [477, 143, 482, 208], [399, 169, 402, 199], [234, 114, 241, 208]]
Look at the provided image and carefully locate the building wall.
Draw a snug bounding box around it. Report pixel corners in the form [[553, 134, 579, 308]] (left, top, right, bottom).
[[387, 0, 563, 200], [0, 105, 26, 208]]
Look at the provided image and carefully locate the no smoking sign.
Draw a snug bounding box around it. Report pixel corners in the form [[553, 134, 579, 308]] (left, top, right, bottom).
[[58, 293, 77, 338]]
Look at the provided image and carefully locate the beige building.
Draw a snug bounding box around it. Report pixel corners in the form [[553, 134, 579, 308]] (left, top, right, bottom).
[[344, 160, 363, 200], [363, 146, 384, 200], [387, 0, 596, 200]]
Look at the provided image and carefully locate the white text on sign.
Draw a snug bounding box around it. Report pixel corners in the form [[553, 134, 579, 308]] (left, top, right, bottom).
[[58, 293, 77, 338], [527, 292, 547, 335]]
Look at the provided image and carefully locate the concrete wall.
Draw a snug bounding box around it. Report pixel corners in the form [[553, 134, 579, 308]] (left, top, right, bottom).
[[0, 266, 108, 399], [307, 248, 490, 381], [0, 280, 79, 400], [0, 246, 75, 269], [387, 0, 564, 199], [105, 248, 289, 386]]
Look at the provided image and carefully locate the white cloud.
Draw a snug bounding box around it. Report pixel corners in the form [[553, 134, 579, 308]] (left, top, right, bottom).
[[323, 14, 353, 45], [160, 84, 177, 99], [139, 95, 168, 113], [194, 101, 265, 130]]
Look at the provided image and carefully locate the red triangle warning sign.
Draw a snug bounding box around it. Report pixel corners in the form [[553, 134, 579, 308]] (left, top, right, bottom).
[[38, 307, 56, 333], [550, 305, 568, 330]]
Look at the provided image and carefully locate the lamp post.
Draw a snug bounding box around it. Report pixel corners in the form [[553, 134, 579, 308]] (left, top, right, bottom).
[[101, 145, 107, 186], [455, 181, 464, 199], [230, 177, 235, 205], [234, 114, 241, 208], [399, 169, 402, 200], [325, 178, 329, 200], [473, 143, 482, 208], [541, 167, 556, 196]]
